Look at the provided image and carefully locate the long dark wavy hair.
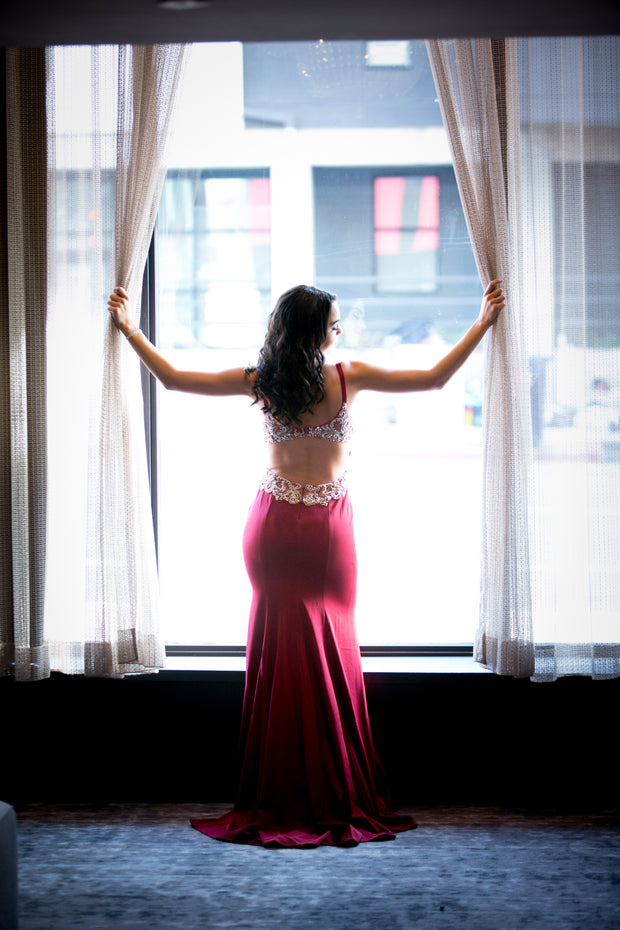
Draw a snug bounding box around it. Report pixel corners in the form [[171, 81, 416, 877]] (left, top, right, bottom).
[[248, 284, 337, 425]]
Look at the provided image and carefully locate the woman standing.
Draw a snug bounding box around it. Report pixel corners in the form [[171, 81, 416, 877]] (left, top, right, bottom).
[[108, 280, 505, 848]]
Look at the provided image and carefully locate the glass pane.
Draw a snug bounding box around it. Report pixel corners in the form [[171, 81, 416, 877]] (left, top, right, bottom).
[[46, 47, 118, 643], [374, 175, 440, 293], [156, 41, 483, 646], [516, 37, 620, 653], [158, 171, 271, 349]]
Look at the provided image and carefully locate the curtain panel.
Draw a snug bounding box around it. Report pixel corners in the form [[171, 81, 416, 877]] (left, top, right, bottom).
[[44, 44, 187, 677], [426, 38, 535, 678], [0, 43, 188, 681], [84, 45, 188, 677], [0, 49, 50, 682], [427, 37, 620, 680]]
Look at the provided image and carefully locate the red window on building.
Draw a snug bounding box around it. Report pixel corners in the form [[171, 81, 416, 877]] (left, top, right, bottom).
[[374, 174, 440, 292]]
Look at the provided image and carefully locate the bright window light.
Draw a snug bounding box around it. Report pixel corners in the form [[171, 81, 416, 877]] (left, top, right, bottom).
[[155, 41, 482, 647]]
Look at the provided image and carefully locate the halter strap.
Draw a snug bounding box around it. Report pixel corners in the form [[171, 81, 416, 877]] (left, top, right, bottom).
[[335, 362, 347, 404]]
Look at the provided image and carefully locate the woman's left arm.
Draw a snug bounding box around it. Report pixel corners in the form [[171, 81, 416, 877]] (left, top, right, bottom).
[[415, 278, 505, 389], [346, 279, 505, 395]]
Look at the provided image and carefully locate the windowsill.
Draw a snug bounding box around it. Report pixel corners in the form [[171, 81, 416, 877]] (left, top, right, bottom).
[[162, 654, 490, 674]]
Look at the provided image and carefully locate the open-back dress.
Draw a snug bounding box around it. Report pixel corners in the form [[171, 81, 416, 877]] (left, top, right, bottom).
[[190, 363, 416, 847]]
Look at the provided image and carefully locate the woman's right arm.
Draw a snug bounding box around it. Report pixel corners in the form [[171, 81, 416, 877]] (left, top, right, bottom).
[[107, 287, 252, 397]]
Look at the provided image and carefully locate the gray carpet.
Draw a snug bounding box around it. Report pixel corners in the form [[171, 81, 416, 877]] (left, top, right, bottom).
[[15, 804, 620, 930]]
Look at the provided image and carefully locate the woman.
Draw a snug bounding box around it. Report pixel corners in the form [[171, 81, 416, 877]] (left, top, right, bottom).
[[108, 280, 505, 848]]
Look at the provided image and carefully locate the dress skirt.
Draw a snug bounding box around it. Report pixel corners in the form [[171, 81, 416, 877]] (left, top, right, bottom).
[[191, 487, 416, 848]]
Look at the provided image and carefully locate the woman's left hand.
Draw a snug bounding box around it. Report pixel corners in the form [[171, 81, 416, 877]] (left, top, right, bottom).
[[479, 279, 506, 329]]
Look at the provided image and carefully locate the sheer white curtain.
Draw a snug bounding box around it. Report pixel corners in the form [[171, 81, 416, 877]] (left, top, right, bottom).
[[427, 36, 620, 680], [46, 44, 187, 677], [427, 38, 535, 677]]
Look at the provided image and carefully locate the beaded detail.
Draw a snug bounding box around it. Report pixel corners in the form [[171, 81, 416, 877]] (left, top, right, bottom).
[[260, 471, 348, 507], [263, 360, 352, 444], [263, 403, 352, 444]]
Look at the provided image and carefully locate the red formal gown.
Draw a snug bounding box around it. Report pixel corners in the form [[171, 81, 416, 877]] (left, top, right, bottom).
[[191, 478, 416, 847]]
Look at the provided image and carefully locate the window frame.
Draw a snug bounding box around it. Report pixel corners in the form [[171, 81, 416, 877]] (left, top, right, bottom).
[[141, 42, 482, 662]]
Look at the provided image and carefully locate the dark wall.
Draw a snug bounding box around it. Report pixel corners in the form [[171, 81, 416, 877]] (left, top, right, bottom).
[[2, 671, 616, 810]]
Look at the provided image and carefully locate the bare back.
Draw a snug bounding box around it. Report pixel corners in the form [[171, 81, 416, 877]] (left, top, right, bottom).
[[261, 363, 352, 485]]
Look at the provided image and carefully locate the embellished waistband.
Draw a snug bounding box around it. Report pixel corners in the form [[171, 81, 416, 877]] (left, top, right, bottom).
[[260, 471, 348, 507]]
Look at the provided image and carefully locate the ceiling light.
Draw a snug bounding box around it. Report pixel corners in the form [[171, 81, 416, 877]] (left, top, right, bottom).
[[157, 0, 212, 10]]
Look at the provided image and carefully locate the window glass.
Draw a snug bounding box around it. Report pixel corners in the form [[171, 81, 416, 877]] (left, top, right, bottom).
[[158, 171, 271, 349], [156, 41, 483, 646], [553, 162, 620, 348]]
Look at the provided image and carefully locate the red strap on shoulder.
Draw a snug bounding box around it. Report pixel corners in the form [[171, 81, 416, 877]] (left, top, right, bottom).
[[335, 362, 347, 404]]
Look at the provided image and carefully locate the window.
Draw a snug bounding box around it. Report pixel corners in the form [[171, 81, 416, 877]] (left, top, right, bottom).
[[365, 41, 413, 69], [155, 41, 484, 649], [45, 39, 620, 669]]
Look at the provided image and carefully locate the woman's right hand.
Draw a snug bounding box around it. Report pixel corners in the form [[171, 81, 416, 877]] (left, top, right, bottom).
[[107, 286, 137, 337]]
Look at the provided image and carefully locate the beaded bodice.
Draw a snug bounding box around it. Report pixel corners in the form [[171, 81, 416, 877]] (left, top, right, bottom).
[[263, 403, 352, 443], [263, 362, 352, 444]]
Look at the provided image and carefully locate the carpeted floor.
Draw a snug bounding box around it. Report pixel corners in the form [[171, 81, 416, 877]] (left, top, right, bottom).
[[14, 804, 620, 929]]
